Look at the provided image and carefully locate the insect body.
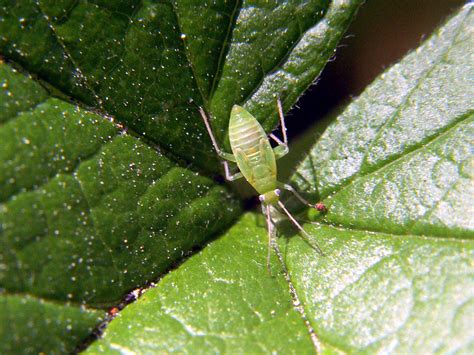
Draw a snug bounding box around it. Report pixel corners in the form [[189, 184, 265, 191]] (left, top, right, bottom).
[[229, 106, 278, 201], [199, 100, 323, 270]]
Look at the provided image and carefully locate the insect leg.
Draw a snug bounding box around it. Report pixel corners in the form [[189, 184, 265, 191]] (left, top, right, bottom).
[[199, 107, 236, 162], [271, 98, 289, 159], [263, 203, 276, 273], [280, 183, 314, 209], [223, 161, 243, 181], [270, 237, 321, 351], [277, 201, 324, 255]]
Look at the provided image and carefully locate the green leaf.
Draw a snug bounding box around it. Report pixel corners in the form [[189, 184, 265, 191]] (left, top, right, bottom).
[[0, 62, 240, 352], [87, 5, 473, 353], [284, 224, 473, 353], [286, 5, 474, 352], [0, 62, 240, 305], [0, 62, 49, 124], [293, 4, 473, 200], [1, 294, 104, 354], [1, 0, 363, 352], [86, 213, 315, 354], [0, 0, 362, 171]]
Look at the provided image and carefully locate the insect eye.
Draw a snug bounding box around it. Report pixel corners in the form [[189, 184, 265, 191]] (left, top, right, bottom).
[[259, 195, 265, 202], [274, 189, 281, 196]]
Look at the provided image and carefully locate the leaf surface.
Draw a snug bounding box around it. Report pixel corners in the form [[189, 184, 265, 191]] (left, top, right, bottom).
[[284, 224, 473, 353], [87, 213, 315, 354], [0, 62, 240, 353], [0, 0, 362, 170], [0, 0, 363, 352], [287, 5, 474, 352], [87, 5, 474, 353], [1, 63, 240, 305], [0, 294, 104, 354]]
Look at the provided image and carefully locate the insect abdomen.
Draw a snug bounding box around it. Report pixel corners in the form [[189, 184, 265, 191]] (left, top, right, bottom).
[[228, 105, 277, 194], [228, 105, 267, 159]]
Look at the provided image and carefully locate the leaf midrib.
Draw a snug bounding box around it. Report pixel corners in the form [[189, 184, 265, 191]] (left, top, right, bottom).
[[313, 112, 473, 236], [308, 220, 474, 244]]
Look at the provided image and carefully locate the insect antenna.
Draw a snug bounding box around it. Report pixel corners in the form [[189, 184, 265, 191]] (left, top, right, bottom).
[[277, 201, 324, 255], [270, 231, 321, 351], [264, 200, 322, 350]]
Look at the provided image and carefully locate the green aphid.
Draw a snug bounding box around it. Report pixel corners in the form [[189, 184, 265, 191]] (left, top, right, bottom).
[[199, 99, 323, 270]]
